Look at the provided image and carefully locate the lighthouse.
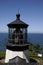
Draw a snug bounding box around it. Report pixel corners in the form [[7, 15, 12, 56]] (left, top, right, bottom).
[[5, 14, 29, 63]]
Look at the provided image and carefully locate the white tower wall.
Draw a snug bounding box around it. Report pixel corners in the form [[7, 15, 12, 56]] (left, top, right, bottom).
[[5, 49, 29, 63]]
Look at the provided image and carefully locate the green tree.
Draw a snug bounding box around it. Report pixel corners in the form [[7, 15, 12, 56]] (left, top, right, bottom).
[[34, 43, 42, 53], [29, 43, 34, 51]]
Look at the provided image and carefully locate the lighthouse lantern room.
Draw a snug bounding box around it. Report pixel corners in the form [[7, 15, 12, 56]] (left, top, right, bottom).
[[5, 14, 29, 63]]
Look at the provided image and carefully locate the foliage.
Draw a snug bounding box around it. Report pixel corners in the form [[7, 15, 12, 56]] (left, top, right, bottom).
[[29, 43, 34, 51], [29, 42, 42, 53], [34, 44, 42, 53], [29, 51, 43, 65], [0, 51, 5, 58]]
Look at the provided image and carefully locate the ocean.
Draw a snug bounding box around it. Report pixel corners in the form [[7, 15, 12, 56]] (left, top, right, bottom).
[[0, 33, 43, 52]]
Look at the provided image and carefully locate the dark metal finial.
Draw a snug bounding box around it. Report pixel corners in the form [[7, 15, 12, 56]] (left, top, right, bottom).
[[16, 9, 20, 19], [16, 13, 20, 19]]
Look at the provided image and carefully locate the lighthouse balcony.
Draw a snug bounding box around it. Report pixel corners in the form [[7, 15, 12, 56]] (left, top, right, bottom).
[[7, 39, 29, 51]]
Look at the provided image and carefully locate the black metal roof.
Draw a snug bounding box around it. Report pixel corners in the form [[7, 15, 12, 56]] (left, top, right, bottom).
[[9, 56, 26, 63], [7, 14, 29, 28]]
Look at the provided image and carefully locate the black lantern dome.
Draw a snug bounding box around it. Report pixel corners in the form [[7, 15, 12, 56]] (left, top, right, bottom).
[[7, 13, 28, 28]]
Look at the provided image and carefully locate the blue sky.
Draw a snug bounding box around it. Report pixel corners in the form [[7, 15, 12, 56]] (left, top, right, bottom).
[[0, 0, 43, 33]]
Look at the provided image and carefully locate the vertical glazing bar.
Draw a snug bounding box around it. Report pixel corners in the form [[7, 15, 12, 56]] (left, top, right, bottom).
[[23, 28, 24, 44], [8, 27, 10, 43], [11, 28, 12, 39], [25, 28, 27, 43], [11, 28, 12, 43], [8, 28, 10, 39]]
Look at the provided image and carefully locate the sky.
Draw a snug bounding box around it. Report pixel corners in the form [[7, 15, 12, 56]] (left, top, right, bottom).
[[0, 0, 43, 33]]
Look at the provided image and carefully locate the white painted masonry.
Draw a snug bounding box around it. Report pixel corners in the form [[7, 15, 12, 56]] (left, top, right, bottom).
[[5, 49, 29, 63]]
